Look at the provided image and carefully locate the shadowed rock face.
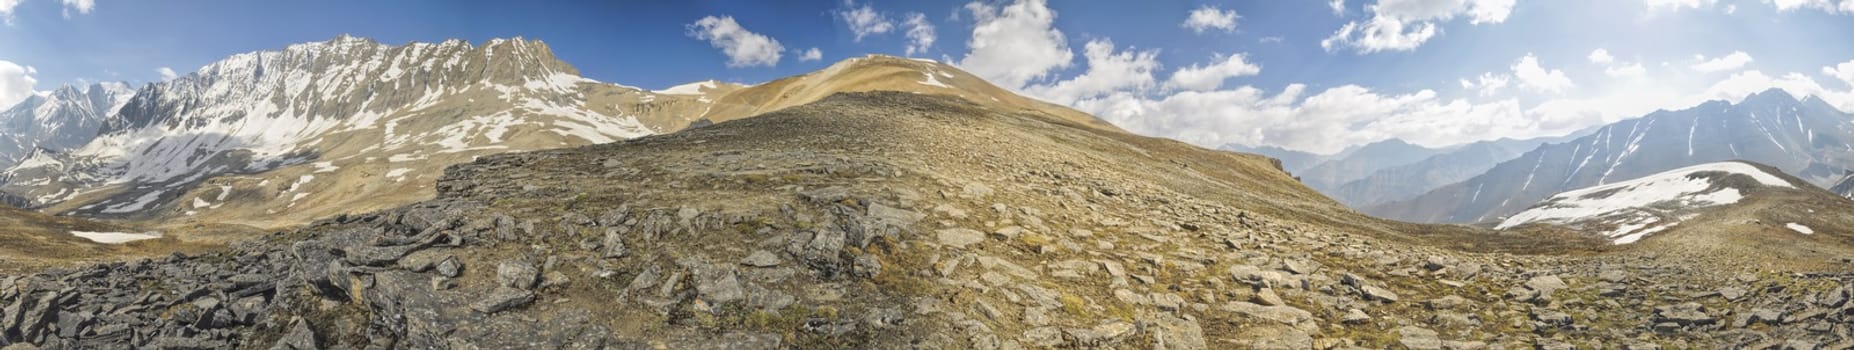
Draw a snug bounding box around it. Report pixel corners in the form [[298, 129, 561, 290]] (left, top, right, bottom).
[[1, 92, 1849, 349]]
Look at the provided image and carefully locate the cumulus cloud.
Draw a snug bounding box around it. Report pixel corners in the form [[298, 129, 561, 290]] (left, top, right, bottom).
[[1587, 48, 1614, 64], [1825, 59, 1854, 87], [1322, 0, 1514, 53], [1690, 51, 1753, 72], [1512, 54, 1573, 94], [61, 0, 92, 18], [1073, 84, 1542, 154], [157, 67, 179, 81], [1459, 72, 1510, 96], [836, 2, 894, 42], [955, 0, 1073, 89], [1643, 0, 1714, 11], [1587, 48, 1646, 78], [903, 12, 936, 56], [687, 16, 785, 68], [1330, 0, 1347, 15], [1022, 39, 1159, 105], [0, 60, 37, 109], [1181, 5, 1239, 34], [797, 48, 822, 62], [1767, 0, 1854, 14], [1605, 62, 1647, 78], [1165, 53, 1260, 92], [0, 0, 20, 24]]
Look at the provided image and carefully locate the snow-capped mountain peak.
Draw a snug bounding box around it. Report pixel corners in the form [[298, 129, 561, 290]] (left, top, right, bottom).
[[1496, 161, 1796, 244], [0, 36, 716, 225], [0, 82, 136, 171]]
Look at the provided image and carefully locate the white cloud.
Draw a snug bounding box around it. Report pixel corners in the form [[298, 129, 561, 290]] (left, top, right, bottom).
[[903, 12, 936, 56], [1512, 54, 1573, 94], [687, 16, 785, 68], [157, 67, 179, 81], [1022, 39, 1159, 105], [1643, 0, 1714, 11], [1606, 62, 1647, 78], [956, 0, 1073, 89], [1165, 53, 1260, 92], [1825, 59, 1854, 87], [1587, 48, 1614, 64], [1330, 0, 1348, 15], [1768, 0, 1854, 14], [0, 0, 20, 24], [61, 0, 92, 18], [0, 60, 37, 109], [1072, 84, 1540, 154], [836, 2, 894, 42], [798, 48, 823, 62], [1321, 16, 1437, 53], [1690, 51, 1753, 72], [1181, 5, 1239, 34], [1587, 48, 1646, 78], [1465, 0, 1518, 23], [1322, 0, 1514, 53], [1459, 72, 1510, 96]]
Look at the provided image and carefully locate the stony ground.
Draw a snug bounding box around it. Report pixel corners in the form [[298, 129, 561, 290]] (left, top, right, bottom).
[[0, 92, 1850, 349]]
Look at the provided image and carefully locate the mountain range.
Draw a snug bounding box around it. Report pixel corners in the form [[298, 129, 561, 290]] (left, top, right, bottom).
[[0, 35, 1127, 233], [1224, 134, 1577, 208], [1371, 89, 1854, 224]]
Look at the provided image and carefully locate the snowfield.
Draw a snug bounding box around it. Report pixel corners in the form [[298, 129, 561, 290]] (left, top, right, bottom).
[[1497, 162, 1794, 244], [70, 231, 162, 244]]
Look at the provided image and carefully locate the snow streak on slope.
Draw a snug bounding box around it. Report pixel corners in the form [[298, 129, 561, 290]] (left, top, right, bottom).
[[1497, 162, 1793, 244]]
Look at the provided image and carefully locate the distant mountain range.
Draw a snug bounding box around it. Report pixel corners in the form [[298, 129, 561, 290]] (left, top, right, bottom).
[[1371, 89, 1854, 224], [0, 83, 135, 170], [1222, 134, 1578, 208]]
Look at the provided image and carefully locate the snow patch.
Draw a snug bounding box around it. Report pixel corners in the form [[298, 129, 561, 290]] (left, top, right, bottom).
[[1786, 222, 1814, 235], [70, 231, 163, 244], [1497, 162, 1792, 244], [920, 72, 951, 88], [655, 80, 718, 95]]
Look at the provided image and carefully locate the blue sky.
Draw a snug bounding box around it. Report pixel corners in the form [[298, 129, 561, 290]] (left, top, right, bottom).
[[4, 0, 1854, 153]]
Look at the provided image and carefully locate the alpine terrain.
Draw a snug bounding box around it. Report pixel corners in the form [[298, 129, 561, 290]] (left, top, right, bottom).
[[1372, 89, 1854, 224], [0, 26, 1849, 350]]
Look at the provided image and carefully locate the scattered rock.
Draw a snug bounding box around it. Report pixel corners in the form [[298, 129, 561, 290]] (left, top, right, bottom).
[[471, 287, 535, 314], [1360, 285, 1400, 303], [1342, 309, 1370, 324], [936, 228, 985, 248], [1147, 315, 1207, 350], [497, 261, 541, 290], [435, 256, 463, 278], [1654, 302, 1715, 326], [1223, 302, 1312, 325], [741, 250, 783, 267], [1396, 326, 1443, 350]]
